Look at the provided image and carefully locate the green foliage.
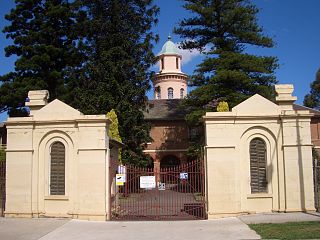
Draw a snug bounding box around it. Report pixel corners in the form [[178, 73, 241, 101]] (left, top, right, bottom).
[[217, 101, 229, 112], [186, 143, 202, 160], [0, 146, 5, 162], [1, 0, 158, 166], [107, 109, 122, 143], [304, 69, 320, 109], [175, 0, 278, 125], [107, 109, 122, 162], [67, 0, 158, 165], [0, 0, 84, 116], [249, 222, 320, 240]]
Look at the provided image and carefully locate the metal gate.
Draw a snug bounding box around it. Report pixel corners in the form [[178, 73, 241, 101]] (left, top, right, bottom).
[[111, 159, 206, 220]]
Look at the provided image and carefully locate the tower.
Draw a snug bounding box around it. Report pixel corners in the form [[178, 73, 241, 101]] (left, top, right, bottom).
[[152, 36, 188, 100]]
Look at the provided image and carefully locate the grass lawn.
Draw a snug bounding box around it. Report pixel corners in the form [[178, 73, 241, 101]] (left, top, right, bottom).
[[249, 221, 320, 239]]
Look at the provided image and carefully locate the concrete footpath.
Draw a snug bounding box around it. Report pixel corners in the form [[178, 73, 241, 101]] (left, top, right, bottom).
[[0, 213, 319, 240], [0, 217, 259, 240], [239, 212, 320, 224]]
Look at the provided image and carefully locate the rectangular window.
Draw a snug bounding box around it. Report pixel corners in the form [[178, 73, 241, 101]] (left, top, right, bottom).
[[176, 58, 179, 69], [161, 58, 164, 70]]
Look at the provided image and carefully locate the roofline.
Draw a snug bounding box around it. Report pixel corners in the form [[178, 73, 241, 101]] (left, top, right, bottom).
[[293, 104, 320, 115], [110, 138, 125, 148], [158, 53, 181, 58], [144, 117, 186, 121]]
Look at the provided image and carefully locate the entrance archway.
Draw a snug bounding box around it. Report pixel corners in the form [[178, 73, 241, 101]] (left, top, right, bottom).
[[161, 155, 180, 168]]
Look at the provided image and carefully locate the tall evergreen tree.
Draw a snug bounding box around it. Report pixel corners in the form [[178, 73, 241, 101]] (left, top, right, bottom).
[[0, 0, 82, 116], [69, 0, 159, 165], [304, 69, 320, 109], [175, 0, 278, 125]]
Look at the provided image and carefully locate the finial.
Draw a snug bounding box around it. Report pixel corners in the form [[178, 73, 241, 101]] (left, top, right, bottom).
[[168, 34, 171, 40]]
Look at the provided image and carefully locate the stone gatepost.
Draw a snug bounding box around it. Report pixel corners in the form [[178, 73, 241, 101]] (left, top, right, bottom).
[[5, 90, 117, 221]]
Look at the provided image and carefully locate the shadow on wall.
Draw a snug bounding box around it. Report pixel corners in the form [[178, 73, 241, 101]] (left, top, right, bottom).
[[296, 118, 306, 211]]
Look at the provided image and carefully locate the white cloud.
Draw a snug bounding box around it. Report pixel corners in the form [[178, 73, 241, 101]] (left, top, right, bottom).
[[177, 47, 202, 65]]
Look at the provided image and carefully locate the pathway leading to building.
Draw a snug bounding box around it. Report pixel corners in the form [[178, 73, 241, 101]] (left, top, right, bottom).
[[0, 217, 259, 240], [2, 213, 319, 240]]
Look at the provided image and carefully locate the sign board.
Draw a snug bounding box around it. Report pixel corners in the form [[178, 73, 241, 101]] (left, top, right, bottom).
[[180, 172, 188, 180], [158, 182, 165, 191], [140, 176, 156, 189], [116, 174, 125, 186]]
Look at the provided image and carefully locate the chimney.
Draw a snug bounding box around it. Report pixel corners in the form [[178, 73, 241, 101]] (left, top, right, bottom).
[[25, 90, 49, 116], [274, 84, 297, 111]]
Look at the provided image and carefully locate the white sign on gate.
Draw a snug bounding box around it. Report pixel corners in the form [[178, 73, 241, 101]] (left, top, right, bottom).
[[158, 182, 165, 191], [116, 174, 125, 186], [140, 176, 156, 189], [180, 172, 188, 180]]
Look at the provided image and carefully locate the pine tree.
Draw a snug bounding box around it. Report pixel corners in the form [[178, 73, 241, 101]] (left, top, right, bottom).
[[304, 69, 320, 109], [69, 0, 159, 166], [0, 0, 83, 116], [175, 0, 278, 125]]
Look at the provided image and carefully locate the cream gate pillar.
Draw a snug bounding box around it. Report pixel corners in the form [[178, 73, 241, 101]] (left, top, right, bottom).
[[5, 90, 115, 220], [204, 84, 315, 219]]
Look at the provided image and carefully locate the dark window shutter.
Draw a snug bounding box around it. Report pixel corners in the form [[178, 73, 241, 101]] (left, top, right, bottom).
[[250, 138, 267, 193], [50, 142, 65, 195]]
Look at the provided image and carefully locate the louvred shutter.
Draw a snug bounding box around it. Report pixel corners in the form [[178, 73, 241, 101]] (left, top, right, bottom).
[[250, 138, 267, 193], [50, 142, 65, 195]]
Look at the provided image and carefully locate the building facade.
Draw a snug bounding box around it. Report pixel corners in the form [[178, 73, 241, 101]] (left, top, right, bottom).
[[144, 37, 190, 171]]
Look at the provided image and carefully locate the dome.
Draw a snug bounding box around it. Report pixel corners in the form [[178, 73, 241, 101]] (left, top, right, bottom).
[[159, 35, 180, 55]]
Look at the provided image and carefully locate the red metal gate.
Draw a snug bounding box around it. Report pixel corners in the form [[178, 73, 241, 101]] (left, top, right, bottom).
[[111, 159, 206, 220]]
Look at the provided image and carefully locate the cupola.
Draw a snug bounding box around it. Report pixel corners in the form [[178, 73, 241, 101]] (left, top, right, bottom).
[[152, 36, 188, 100]]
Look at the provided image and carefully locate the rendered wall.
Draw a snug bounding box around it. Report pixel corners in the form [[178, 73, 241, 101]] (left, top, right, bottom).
[[204, 90, 316, 219], [5, 95, 113, 221]]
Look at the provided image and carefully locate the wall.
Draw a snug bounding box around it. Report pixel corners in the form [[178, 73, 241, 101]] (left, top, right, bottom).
[[144, 119, 189, 172], [204, 92, 316, 218], [153, 74, 187, 99], [5, 96, 115, 221]]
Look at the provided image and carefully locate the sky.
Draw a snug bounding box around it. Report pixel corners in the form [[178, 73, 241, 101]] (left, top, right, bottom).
[[1, 0, 320, 121]]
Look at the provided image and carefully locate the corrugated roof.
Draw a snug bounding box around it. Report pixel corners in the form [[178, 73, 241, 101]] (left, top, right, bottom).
[[293, 104, 320, 116], [144, 99, 188, 120]]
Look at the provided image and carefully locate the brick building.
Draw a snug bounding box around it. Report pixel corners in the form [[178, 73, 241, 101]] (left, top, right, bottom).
[[143, 36, 190, 171], [293, 104, 320, 154]]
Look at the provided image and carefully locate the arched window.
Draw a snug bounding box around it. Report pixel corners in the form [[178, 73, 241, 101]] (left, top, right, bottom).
[[161, 58, 164, 70], [50, 142, 65, 195], [180, 88, 184, 99], [250, 138, 267, 193], [168, 87, 174, 99], [156, 87, 161, 99]]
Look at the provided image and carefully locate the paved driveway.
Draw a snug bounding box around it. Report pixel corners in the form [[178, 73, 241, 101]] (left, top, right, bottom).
[[0, 217, 259, 240], [0, 218, 68, 240]]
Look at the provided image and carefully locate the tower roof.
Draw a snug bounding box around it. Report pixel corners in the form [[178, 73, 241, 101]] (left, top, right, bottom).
[[159, 35, 180, 55]]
